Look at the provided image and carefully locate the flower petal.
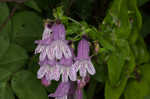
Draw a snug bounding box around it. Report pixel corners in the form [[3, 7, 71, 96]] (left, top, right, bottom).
[[87, 61, 96, 75], [79, 64, 87, 77], [39, 51, 46, 61], [69, 67, 76, 81], [73, 61, 80, 72], [37, 65, 48, 79], [62, 69, 69, 82]]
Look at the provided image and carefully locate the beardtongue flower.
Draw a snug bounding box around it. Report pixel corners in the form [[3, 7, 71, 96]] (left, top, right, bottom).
[[49, 82, 71, 99], [41, 77, 51, 87], [35, 23, 53, 55], [58, 57, 76, 82], [37, 57, 60, 81], [46, 22, 72, 60], [73, 38, 96, 78], [57, 46, 76, 82]]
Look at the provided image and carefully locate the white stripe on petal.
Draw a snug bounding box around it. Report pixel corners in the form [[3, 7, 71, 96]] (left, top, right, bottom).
[[46, 46, 54, 60], [79, 64, 87, 77], [73, 61, 80, 72], [69, 67, 76, 81], [39, 51, 46, 61], [37, 65, 48, 79], [62, 69, 69, 82], [87, 61, 96, 75]]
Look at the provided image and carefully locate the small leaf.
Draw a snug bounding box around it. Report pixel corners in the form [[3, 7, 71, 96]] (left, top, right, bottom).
[[0, 82, 15, 99], [11, 70, 48, 99]]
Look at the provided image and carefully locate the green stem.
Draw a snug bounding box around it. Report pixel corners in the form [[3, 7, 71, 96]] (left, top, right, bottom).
[[67, 17, 82, 26]]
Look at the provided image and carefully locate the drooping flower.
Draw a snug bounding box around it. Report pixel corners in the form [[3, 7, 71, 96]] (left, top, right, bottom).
[[46, 22, 72, 60], [57, 45, 76, 82], [73, 38, 96, 78], [57, 57, 76, 82], [37, 57, 60, 81], [35, 22, 53, 55], [49, 82, 71, 99], [41, 76, 51, 87]]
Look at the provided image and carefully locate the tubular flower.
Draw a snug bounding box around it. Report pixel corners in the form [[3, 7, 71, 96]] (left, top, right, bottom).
[[57, 57, 76, 82], [46, 23, 72, 60], [73, 38, 96, 78], [49, 82, 71, 99], [37, 58, 60, 81], [35, 23, 53, 55]]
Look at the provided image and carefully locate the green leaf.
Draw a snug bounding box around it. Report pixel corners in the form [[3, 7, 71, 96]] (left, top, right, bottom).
[[132, 37, 150, 65], [124, 79, 149, 99], [0, 3, 11, 38], [0, 44, 28, 72], [12, 11, 43, 51], [0, 82, 15, 99], [0, 68, 12, 81], [128, 0, 142, 44], [24, 0, 41, 12], [140, 64, 150, 85], [105, 76, 128, 99], [0, 36, 9, 60], [105, 52, 136, 99], [11, 70, 48, 99], [107, 51, 125, 85]]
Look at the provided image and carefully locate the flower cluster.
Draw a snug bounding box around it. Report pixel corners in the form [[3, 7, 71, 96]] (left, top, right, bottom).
[[35, 20, 96, 99]]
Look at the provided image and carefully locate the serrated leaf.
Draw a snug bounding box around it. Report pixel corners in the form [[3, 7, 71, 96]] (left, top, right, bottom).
[[0, 44, 28, 72], [0, 82, 15, 99], [11, 70, 48, 99], [12, 11, 43, 51]]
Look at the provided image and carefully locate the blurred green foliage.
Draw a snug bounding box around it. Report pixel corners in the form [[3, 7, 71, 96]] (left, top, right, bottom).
[[0, 0, 150, 99]]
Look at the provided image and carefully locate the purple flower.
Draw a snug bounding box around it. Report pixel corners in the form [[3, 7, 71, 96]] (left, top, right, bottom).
[[57, 57, 76, 82], [37, 64, 60, 81], [75, 89, 83, 99], [35, 23, 53, 55], [41, 77, 51, 87], [73, 38, 96, 78], [49, 82, 71, 99], [42, 23, 53, 40], [46, 23, 72, 60]]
